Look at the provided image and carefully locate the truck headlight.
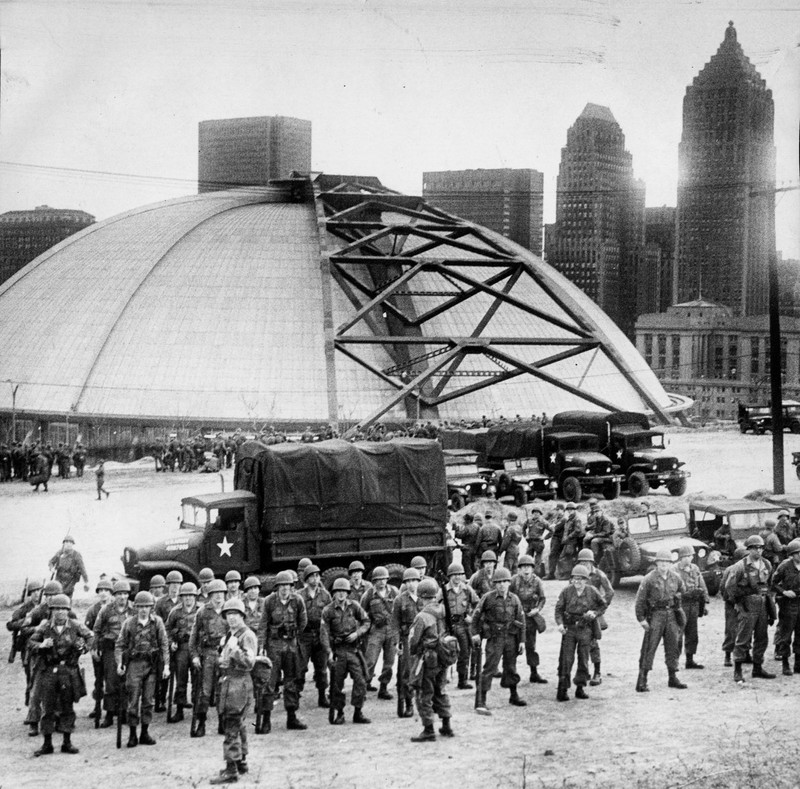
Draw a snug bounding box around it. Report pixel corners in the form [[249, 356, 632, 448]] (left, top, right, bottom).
[[672, 462, 678, 469], [697, 547, 707, 558], [652, 464, 658, 471], [606, 467, 611, 473], [480, 483, 487, 490], [585, 468, 590, 474]]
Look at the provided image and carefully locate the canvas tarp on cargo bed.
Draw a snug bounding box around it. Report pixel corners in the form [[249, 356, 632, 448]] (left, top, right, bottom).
[[484, 423, 543, 460]]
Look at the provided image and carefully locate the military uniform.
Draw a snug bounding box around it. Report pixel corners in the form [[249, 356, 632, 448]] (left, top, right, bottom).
[[153, 593, 180, 710], [475, 521, 502, 558], [7, 593, 40, 711], [94, 601, 134, 717], [584, 509, 615, 562], [559, 513, 585, 573], [525, 512, 550, 570], [189, 604, 228, 721], [297, 585, 332, 699], [772, 555, 800, 671], [499, 521, 523, 573], [725, 555, 773, 669], [554, 583, 606, 693], [48, 548, 88, 598], [510, 572, 546, 680], [347, 579, 373, 604], [720, 561, 740, 664], [634, 568, 686, 678], [391, 588, 424, 712], [468, 566, 494, 598], [439, 580, 479, 688], [360, 585, 398, 691], [165, 603, 199, 712], [585, 565, 614, 676], [547, 510, 566, 579], [457, 518, 480, 577], [673, 561, 709, 666], [409, 600, 452, 737], [775, 515, 796, 546]]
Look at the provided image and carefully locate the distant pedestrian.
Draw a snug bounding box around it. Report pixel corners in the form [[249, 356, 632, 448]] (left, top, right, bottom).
[[48, 535, 89, 598], [95, 459, 110, 500]]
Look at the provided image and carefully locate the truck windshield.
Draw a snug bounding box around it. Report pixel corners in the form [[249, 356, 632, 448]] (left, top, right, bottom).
[[626, 433, 665, 450], [181, 503, 209, 529], [729, 511, 776, 537]]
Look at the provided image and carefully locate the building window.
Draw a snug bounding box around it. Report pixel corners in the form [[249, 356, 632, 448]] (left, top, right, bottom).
[[671, 335, 680, 379], [657, 335, 667, 373], [644, 334, 653, 366]]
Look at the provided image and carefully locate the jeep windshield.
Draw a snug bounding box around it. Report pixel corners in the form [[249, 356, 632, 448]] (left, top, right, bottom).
[[446, 463, 480, 477], [503, 458, 541, 473], [627, 512, 688, 536]]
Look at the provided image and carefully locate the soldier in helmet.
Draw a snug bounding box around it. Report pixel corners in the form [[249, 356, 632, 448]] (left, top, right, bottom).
[[320, 577, 372, 725], [634, 548, 687, 692], [189, 578, 228, 737], [673, 543, 709, 670], [408, 578, 456, 742], [148, 574, 166, 602], [197, 567, 215, 607], [242, 577, 264, 632], [524, 506, 551, 573], [165, 582, 200, 723], [772, 539, 800, 676], [28, 594, 94, 757], [499, 511, 524, 573], [208, 598, 261, 785], [576, 548, 614, 686], [470, 567, 527, 713], [297, 564, 332, 708], [84, 578, 114, 720], [225, 570, 243, 601], [410, 555, 428, 579], [554, 564, 607, 701], [455, 513, 479, 577], [347, 560, 373, 603], [725, 534, 776, 682], [559, 503, 585, 577], [360, 566, 398, 698], [475, 513, 502, 559], [546, 503, 567, 580], [48, 535, 89, 598], [775, 510, 796, 546], [721, 547, 748, 666], [469, 550, 498, 598], [296, 559, 312, 591], [583, 498, 615, 563], [439, 562, 479, 690], [510, 555, 548, 684], [256, 570, 308, 733], [392, 568, 423, 717], [115, 590, 170, 747], [7, 578, 44, 725], [154, 570, 183, 712]]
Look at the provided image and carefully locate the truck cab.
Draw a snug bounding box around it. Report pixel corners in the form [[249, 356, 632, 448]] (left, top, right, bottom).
[[495, 457, 557, 505], [443, 449, 495, 510]]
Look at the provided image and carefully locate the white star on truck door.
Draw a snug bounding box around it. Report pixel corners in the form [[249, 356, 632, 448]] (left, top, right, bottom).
[[217, 536, 234, 557]]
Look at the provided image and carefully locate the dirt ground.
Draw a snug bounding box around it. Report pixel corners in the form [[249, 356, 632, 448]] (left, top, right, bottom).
[[2, 428, 800, 788]]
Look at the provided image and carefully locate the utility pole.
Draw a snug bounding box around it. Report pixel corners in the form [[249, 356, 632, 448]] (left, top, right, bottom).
[[768, 250, 784, 493]]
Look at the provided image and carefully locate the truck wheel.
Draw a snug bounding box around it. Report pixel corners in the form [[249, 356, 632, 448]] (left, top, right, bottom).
[[450, 493, 465, 512], [616, 537, 641, 575], [792, 423, 800, 434], [321, 567, 348, 592], [602, 480, 620, 500], [628, 472, 650, 497], [561, 476, 582, 502], [667, 477, 688, 496], [598, 553, 621, 589], [513, 488, 528, 507], [796, 466, 800, 482], [739, 422, 747, 433], [384, 563, 406, 588]]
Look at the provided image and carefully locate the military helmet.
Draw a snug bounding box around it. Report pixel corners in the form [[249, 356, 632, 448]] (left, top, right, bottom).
[[655, 548, 675, 562], [577, 549, 595, 562], [348, 560, 365, 573], [207, 579, 227, 594], [274, 571, 294, 586], [166, 570, 183, 584], [565, 502, 577, 510], [303, 564, 321, 580], [198, 567, 215, 583], [571, 565, 590, 579], [149, 574, 166, 589], [289, 570, 299, 584], [27, 579, 44, 594], [43, 580, 63, 596], [297, 558, 312, 572], [224, 570, 242, 583], [48, 594, 71, 609], [332, 577, 351, 592], [410, 556, 427, 570], [733, 547, 748, 561], [402, 568, 420, 582], [96, 579, 114, 593], [763, 519, 776, 531], [134, 591, 155, 607], [588, 497, 599, 507], [62, 534, 75, 544], [447, 562, 465, 576], [507, 511, 518, 520], [786, 539, 800, 555], [527, 506, 541, 515], [222, 598, 245, 616], [112, 580, 131, 594], [179, 582, 199, 596], [745, 534, 765, 548], [677, 544, 694, 558], [555, 502, 565, 510], [778, 509, 790, 518], [371, 566, 389, 581], [517, 555, 535, 567], [493, 567, 512, 582], [418, 578, 439, 598], [243, 576, 261, 591], [480, 550, 497, 563]]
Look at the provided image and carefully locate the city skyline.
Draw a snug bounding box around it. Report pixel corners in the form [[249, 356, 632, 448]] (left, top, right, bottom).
[[1, 1, 798, 257]]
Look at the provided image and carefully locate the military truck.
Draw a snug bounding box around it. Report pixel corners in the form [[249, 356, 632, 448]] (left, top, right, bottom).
[[737, 402, 800, 434], [553, 411, 689, 497], [120, 439, 448, 591], [443, 449, 495, 511]]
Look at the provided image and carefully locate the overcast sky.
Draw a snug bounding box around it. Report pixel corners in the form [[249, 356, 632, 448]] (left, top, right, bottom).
[[1, 0, 798, 256]]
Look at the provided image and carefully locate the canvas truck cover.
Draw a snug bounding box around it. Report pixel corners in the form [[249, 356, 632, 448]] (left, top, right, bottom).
[[553, 411, 651, 433], [484, 422, 543, 460], [439, 428, 488, 455], [235, 439, 448, 561]]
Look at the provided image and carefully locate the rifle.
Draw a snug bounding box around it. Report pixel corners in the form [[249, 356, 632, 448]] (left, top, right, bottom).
[[436, 572, 454, 636], [328, 657, 336, 725], [396, 639, 406, 718], [473, 638, 484, 711], [116, 671, 126, 749], [94, 666, 102, 729], [166, 654, 175, 723], [190, 663, 201, 737]]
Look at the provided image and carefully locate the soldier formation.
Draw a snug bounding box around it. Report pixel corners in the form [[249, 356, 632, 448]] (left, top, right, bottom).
[[8, 501, 800, 784]]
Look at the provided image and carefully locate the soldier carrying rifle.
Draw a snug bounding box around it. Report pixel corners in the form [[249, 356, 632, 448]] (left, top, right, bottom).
[[391, 568, 423, 718], [165, 581, 201, 723]]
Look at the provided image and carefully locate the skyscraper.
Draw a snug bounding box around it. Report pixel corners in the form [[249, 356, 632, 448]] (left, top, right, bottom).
[[645, 206, 677, 313], [545, 103, 646, 337], [673, 22, 775, 314], [198, 115, 312, 193], [422, 169, 544, 256]]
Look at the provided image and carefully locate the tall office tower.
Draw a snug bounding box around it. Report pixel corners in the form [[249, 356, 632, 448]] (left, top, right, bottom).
[[545, 103, 646, 337], [674, 22, 775, 314], [422, 169, 544, 256], [645, 206, 677, 312], [198, 116, 312, 193]]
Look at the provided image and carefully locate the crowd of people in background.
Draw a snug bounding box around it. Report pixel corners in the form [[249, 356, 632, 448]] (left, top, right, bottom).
[[0, 440, 88, 490]]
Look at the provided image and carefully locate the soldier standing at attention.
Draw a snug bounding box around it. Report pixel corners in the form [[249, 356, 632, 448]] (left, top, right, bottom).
[[154, 570, 183, 712], [554, 564, 607, 701], [360, 566, 398, 699], [189, 579, 228, 737], [634, 549, 687, 692], [524, 506, 551, 574], [197, 567, 216, 607], [7, 578, 44, 726], [297, 565, 332, 709], [470, 567, 527, 713], [576, 549, 614, 686], [469, 551, 498, 598], [257, 571, 308, 732], [148, 575, 166, 603], [410, 555, 429, 579], [85, 579, 113, 721], [392, 568, 423, 718], [242, 577, 265, 632], [772, 539, 800, 676], [456, 513, 479, 577], [28, 594, 94, 757], [673, 544, 709, 670], [559, 503, 585, 576], [475, 512, 503, 558], [408, 578, 456, 742], [545, 503, 566, 579], [208, 598, 261, 786], [115, 591, 170, 747], [225, 570, 243, 601], [499, 512, 524, 573], [439, 562, 479, 690], [347, 561, 373, 603], [95, 459, 110, 499], [510, 555, 548, 684], [165, 582, 200, 723], [726, 534, 776, 682], [320, 578, 371, 725], [720, 547, 748, 666], [48, 535, 89, 598]]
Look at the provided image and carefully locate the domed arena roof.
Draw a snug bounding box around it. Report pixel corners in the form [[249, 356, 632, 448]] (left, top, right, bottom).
[[0, 174, 674, 428]]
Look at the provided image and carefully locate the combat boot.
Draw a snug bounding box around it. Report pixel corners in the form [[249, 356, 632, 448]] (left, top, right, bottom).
[[529, 670, 548, 684], [171, 707, 184, 723], [589, 663, 602, 686], [556, 680, 569, 702], [402, 698, 414, 718], [353, 708, 371, 724], [139, 724, 156, 745], [377, 683, 393, 700], [237, 759, 249, 775], [752, 663, 776, 679], [256, 712, 270, 734], [218, 715, 225, 734], [723, 651, 732, 667], [61, 734, 79, 755], [508, 687, 527, 706], [127, 726, 138, 748], [575, 685, 589, 700], [457, 676, 473, 689], [668, 671, 687, 689], [192, 714, 206, 738], [742, 651, 753, 664], [209, 762, 239, 785], [635, 670, 649, 692], [331, 709, 345, 725], [685, 654, 704, 669], [794, 655, 800, 674], [782, 657, 792, 676], [439, 718, 454, 737], [410, 723, 436, 742], [317, 689, 330, 708], [733, 661, 745, 682], [287, 709, 307, 730], [99, 712, 115, 728], [34, 735, 54, 757], [475, 679, 492, 716], [28, 723, 39, 737]]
